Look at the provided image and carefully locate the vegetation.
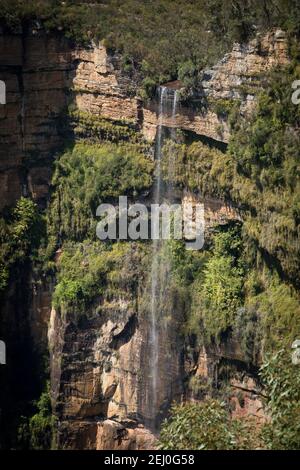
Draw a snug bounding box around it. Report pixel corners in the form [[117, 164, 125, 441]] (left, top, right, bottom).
[[1, 0, 300, 452], [48, 142, 153, 242], [0, 197, 42, 293], [191, 226, 245, 342], [160, 346, 300, 450], [28, 384, 55, 450], [160, 347, 300, 451], [53, 241, 148, 313], [228, 66, 300, 288], [69, 110, 145, 144], [17, 383, 55, 450], [159, 399, 260, 450], [161, 139, 233, 197], [185, 227, 300, 356], [158, 57, 300, 450], [164, 64, 300, 288], [260, 350, 300, 449], [1, 1, 300, 97]]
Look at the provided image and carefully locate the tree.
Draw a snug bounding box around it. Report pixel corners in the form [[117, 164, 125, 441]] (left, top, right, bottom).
[[159, 399, 259, 450], [260, 349, 300, 450]]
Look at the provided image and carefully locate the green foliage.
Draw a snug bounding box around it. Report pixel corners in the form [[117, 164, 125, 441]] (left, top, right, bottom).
[[48, 142, 153, 242], [202, 256, 243, 338], [159, 399, 259, 450], [168, 239, 208, 285], [2, 1, 298, 94], [139, 77, 157, 101], [160, 349, 300, 451], [29, 383, 55, 450], [233, 305, 262, 364], [0, 197, 42, 292], [177, 60, 203, 100], [209, 98, 240, 120], [53, 241, 148, 313], [228, 66, 300, 287], [166, 66, 300, 290], [162, 140, 233, 198], [0, 0, 92, 43], [190, 226, 244, 342], [17, 382, 55, 450], [260, 349, 300, 449], [11, 197, 41, 256], [69, 110, 145, 144], [245, 273, 300, 353]]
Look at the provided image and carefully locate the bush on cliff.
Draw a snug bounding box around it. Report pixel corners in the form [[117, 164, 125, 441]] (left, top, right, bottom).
[[53, 241, 149, 313], [29, 383, 55, 450], [48, 142, 153, 242], [159, 399, 260, 450], [260, 349, 300, 450], [0, 197, 42, 292], [189, 226, 245, 342], [2, 1, 300, 94]]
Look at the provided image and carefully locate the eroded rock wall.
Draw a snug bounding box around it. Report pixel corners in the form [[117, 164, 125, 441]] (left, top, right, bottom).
[[48, 293, 164, 449], [0, 29, 289, 210], [0, 28, 285, 449], [0, 33, 75, 209]]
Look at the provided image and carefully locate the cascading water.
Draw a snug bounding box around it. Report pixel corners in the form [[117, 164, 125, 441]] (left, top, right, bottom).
[[148, 85, 178, 430]]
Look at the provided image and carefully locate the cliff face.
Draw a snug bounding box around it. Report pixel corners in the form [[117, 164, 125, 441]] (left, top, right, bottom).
[[141, 29, 289, 141], [0, 34, 74, 209], [48, 299, 175, 449], [202, 29, 289, 106], [0, 28, 289, 208], [0, 28, 288, 449]]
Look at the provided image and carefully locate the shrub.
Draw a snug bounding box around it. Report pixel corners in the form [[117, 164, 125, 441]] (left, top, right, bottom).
[[260, 349, 300, 449], [29, 383, 55, 450], [159, 399, 259, 450], [190, 226, 244, 342], [0, 197, 42, 292], [48, 142, 153, 242], [53, 241, 148, 313]]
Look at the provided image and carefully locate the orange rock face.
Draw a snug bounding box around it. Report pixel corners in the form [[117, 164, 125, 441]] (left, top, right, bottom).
[[0, 28, 288, 450]]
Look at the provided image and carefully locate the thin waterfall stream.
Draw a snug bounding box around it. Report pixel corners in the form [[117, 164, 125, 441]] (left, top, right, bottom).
[[148, 85, 178, 430]]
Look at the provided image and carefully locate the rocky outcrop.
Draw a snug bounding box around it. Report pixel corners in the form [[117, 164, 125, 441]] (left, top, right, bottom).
[[48, 291, 177, 449], [0, 34, 74, 209], [202, 29, 289, 108], [182, 192, 241, 231], [0, 29, 289, 209], [96, 420, 157, 450], [72, 46, 138, 123], [187, 344, 267, 424], [0, 28, 288, 450], [142, 29, 289, 142], [142, 101, 230, 142]]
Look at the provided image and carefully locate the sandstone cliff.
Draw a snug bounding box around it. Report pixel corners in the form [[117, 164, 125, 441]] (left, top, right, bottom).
[[0, 28, 289, 209], [0, 27, 288, 449]]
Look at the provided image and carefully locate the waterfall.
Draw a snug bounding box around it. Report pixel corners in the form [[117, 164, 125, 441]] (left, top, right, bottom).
[[148, 85, 178, 429]]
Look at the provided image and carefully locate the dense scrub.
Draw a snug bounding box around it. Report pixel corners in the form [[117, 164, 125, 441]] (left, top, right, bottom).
[[17, 383, 55, 450], [48, 142, 153, 243], [53, 241, 149, 314], [1, 0, 300, 451], [1, 1, 300, 95], [0, 198, 42, 293], [163, 65, 300, 289], [159, 399, 261, 450], [160, 349, 300, 450]]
